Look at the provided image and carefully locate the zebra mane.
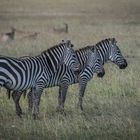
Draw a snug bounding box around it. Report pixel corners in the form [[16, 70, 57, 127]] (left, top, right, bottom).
[[40, 42, 68, 73], [19, 55, 30, 59], [95, 38, 110, 46], [76, 45, 93, 52], [95, 38, 117, 47], [41, 42, 65, 55]]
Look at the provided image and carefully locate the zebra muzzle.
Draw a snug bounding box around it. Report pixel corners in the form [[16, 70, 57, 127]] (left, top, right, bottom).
[[97, 69, 105, 78], [119, 59, 128, 69]]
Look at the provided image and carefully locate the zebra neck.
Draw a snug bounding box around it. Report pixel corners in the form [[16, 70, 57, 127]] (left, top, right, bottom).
[[40, 53, 60, 74], [76, 49, 88, 69], [97, 48, 110, 65]]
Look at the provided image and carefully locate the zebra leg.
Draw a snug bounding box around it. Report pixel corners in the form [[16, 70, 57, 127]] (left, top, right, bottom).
[[23, 90, 27, 98], [78, 82, 87, 111], [12, 91, 23, 117], [32, 87, 42, 119], [27, 89, 33, 112], [6, 89, 11, 99], [56, 87, 62, 112], [58, 84, 68, 115]]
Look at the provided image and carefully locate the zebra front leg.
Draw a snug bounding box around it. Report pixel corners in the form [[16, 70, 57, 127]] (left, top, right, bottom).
[[56, 87, 62, 112], [6, 89, 11, 99], [59, 85, 68, 115], [12, 91, 23, 117], [32, 87, 42, 119], [27, 89, 33, 113], [78, 82, 87, 111]]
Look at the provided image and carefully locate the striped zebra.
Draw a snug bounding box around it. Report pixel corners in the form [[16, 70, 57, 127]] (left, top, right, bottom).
[[77, 38, 127, 110], [9, 44, 105, 116], [0, 40, 79, 118], [9, 38, 127, 115], [50, 38, 127, 111]]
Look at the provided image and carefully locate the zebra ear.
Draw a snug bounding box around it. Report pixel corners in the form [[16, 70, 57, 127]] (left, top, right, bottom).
[[66, 40, 74, 48], [90, 46, 95, 52], [111, 38, 117, 44], [66, 40, 70, 43], [61, 40, 65, 43], [86, 45, 92, 49]]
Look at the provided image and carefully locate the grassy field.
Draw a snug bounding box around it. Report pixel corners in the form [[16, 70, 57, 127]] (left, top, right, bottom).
[[0, 0, 140, 139]]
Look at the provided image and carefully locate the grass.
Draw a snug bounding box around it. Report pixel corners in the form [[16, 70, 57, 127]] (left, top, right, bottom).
[[0, 0, 140, 139]]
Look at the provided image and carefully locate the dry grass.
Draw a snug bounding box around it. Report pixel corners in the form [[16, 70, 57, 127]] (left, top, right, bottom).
[[0, 0, 140, 139]]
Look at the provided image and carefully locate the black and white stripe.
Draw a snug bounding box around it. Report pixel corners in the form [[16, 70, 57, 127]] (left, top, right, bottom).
[[0, 40, 79, 118]]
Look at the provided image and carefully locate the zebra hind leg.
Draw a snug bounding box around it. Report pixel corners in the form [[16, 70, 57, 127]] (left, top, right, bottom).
[[27, 90, 33, 113], [78, 82, 87, 111], [12, 91, 23, 117], [32, 87, 42, 119], [56, 85, 68, 116], [6, 89, 11, 99], [56, 87, 62, 113]]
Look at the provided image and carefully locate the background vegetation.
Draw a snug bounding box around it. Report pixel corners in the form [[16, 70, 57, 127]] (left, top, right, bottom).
[[0, 0, 140, 139]]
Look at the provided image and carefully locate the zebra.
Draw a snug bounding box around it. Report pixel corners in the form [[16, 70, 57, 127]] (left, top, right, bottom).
[[0, 40, 80, 118], [77, 38, 128, 110], [5, 38, 128, 114], [10, 43, 105, 116], [43, 37, 127, 111]]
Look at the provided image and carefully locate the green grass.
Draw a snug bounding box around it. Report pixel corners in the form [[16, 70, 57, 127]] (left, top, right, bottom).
[[0, 0, 140, 139]]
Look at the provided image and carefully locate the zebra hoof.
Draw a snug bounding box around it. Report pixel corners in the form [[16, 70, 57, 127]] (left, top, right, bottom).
[[56, 106, 66, 116], [33, 114, 39, 120], [33, 114, 37, 120], [28, 108, 32, 113], [61, 111, 66, 116], [16, 111, 23, 118], [80, 105, 84, 111], [76, 102, 84, 111], [59, 110, 66, 116], [76, 102, 80, 108], [56, 106, 60, 112], [17, 113, 22, 118]]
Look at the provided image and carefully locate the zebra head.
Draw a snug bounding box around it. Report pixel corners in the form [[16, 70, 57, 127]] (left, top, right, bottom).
[[86, 46, 105, 78], [109, 38, 128, 69], [60, 40, 80, 71]]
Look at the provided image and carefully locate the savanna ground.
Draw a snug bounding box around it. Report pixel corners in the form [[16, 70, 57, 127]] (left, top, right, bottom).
[[0, 0, 140, 139]]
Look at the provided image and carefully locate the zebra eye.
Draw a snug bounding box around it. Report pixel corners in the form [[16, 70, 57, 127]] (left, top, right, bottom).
[[117, 50, 120, 53]]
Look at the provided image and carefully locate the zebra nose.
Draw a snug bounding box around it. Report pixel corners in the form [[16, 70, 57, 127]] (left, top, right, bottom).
[[124, 59, 128, 67], [97, 69, 105, 78], [119, 59, 128, 69]]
